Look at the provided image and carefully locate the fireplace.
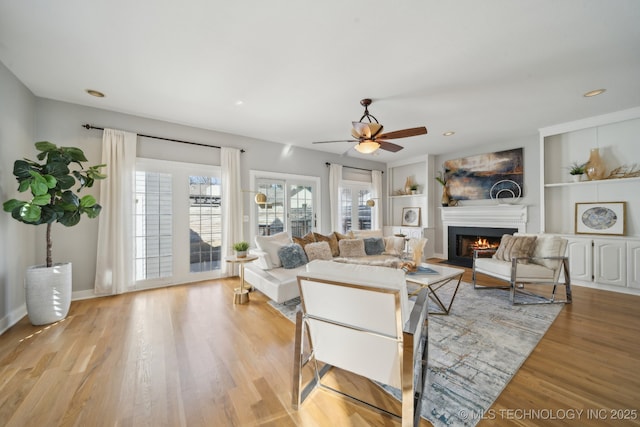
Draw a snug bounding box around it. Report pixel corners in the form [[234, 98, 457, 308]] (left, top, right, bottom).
[[447, 226, 517, 267]]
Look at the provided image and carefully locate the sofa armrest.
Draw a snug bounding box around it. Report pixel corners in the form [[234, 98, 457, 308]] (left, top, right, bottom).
[[249, 249, 273, 270]]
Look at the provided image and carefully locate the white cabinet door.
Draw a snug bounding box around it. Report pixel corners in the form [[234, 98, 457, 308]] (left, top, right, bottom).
[[628, 240, 640, 289], [593, 239, 626, 287], [566, 237, 592, 282]]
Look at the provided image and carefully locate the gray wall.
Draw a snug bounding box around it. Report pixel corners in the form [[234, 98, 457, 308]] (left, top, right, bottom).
[[431, 135, 541, 256], [31, 99, 386, 295], [0, 61, 38, 332]]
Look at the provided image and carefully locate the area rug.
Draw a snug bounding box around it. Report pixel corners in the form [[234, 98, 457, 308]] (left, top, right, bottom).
[[268, 282, 564, 427]]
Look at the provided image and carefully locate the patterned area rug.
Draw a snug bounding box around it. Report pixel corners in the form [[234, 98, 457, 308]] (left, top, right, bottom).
[[268, 282, 564, 427]]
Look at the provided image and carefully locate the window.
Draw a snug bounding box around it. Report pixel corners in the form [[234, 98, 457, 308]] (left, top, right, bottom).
[[135, 159, 222, 289], [250, 171, 320, 239], [339, 183, 372, 234]]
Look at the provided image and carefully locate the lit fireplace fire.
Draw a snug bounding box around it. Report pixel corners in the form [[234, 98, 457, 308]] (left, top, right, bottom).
[[470, 237, 499, 250]]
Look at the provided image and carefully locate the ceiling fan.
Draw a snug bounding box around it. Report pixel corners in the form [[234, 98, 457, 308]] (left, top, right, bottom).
[[313, 98, 427, 154]]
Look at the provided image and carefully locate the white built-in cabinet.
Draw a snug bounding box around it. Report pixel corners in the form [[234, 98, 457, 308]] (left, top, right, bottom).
[[540, 107, 640, 295], [385, 155, 436, 258]]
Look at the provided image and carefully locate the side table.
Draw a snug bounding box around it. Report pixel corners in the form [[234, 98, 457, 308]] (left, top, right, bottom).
[[224, 255, 258, 304]]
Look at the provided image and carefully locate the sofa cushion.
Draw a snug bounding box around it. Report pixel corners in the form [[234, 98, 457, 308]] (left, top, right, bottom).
[[493, 234, 537, 264], [339, 239, 367, 257], [304, 241, 333, 261], [313, 232, 340, 257], [278, 243, 308, 269], [255, 231, 292, 268], [475, 257, 555, 281], [383, 236, 406, 256], [363, 237, 385, 255], [351, 229, 384, 239], [293, 231, 316, 249]]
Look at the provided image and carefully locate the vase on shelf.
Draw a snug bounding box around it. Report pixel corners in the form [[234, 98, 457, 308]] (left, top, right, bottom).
[[404, 177, 413, 194], [585, 148, 606, 181], [441, 185, 450, 207]]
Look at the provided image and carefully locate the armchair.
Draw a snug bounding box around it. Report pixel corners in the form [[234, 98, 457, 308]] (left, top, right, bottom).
[[472, 234, 572, 305], [292, 260, 429, 426]]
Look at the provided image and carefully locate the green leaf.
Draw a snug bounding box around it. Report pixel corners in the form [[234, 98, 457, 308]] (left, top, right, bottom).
[[43, 175, 57, 189], [20, 203, 42, 222], [85, 204, 102, 218], [35, 141, 57, 152], [18, 180, 31, 192], [79, 195, 97, 208], [13, 160, 33, 179], [3, 199, 26, 212], [62, 147, 88, 162], [32, 194, 52, 206], [57, 175, 75, 190], [59, 210, 81, 227], [29, 171, 49, 196], [43, 161, 69, 177], [59, 191, 79, 210]]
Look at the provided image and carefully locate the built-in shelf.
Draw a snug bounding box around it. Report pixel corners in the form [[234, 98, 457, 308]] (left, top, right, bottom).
[[389, 194, 425, 198], [545, 176, 640, 188]]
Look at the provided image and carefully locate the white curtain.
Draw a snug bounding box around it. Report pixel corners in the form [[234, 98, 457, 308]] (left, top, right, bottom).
[[329, 163, 343, 232], [221, 147, 242, 276], [371, 169, 383, 230], [94, 128, 137, 295]]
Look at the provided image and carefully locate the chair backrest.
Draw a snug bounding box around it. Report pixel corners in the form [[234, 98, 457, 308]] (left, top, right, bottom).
[[298, 260, 410, 388]]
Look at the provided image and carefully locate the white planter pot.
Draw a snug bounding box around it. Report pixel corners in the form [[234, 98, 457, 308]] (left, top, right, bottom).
[[25, 262, 72, 325]]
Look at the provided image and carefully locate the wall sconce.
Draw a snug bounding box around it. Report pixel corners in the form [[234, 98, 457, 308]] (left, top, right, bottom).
[[366, 198, 379, 207], [242, 190, 270, 207]]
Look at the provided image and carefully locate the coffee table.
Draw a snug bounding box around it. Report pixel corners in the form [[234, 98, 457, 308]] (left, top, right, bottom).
[[405, 263, 464, 315]]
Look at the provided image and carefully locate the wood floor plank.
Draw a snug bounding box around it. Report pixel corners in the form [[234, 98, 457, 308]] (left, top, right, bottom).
[[0, 266, 638, 426]]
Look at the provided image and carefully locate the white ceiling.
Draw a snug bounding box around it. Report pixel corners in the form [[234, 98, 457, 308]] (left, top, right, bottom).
[[1, 1, 639, 162]]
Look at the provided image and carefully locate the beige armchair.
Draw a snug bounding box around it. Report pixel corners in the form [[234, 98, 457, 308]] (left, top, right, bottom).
[[472, 233, 572, 305], [292, 260, 429, 426]]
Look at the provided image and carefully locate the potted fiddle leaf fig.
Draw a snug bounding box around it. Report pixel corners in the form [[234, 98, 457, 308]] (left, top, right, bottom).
[[2, 141, 106, 325]]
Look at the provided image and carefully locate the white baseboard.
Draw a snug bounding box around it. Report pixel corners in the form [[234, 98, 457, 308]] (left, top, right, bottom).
[[0, 304, 27, 336]]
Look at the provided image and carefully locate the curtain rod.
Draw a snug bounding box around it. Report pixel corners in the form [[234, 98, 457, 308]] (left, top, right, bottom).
[[325, 162, 383, 173], [82, 124, 245, 153]]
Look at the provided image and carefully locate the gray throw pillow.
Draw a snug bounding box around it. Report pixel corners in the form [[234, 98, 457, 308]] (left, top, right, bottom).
[[277, 243, 308, 269], [363, 237, 385, 255]]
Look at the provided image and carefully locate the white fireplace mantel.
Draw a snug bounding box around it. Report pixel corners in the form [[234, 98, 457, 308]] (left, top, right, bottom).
[[441, 205, 528, 259]]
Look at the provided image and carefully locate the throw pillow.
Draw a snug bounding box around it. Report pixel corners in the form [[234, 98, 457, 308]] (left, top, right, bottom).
[[493, 235, 537, 264], [334, 231, 354, 241], [363, 237, 385, 255], [277, 243, 308, 269], [338, 239, 367, 257], [304, 241, 333, 261], [293, 231, 316, 249], [383, 236, 405, 256], [532, 234, 564, 269], [313, 232, 340, 257], [255, 231, 292, 268]]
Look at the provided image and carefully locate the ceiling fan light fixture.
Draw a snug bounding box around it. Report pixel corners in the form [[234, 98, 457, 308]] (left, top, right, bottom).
[[354, 140, 380, 154]]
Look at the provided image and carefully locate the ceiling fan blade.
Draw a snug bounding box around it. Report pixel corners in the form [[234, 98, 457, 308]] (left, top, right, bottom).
[[352, 122, 383, 139], [312, 139, 358, 144], [377, 126, 427, 140], [378, 140, 404, 152]]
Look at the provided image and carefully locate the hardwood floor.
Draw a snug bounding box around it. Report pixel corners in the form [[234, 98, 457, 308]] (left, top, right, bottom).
[[0, 264, 638, 426]]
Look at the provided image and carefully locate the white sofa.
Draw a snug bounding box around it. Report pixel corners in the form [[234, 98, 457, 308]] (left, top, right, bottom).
[[243, 230, 416, 303]]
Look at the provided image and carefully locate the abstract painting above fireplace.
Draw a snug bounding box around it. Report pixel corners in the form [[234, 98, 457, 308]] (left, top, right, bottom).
[[447, 226, 518, 268]]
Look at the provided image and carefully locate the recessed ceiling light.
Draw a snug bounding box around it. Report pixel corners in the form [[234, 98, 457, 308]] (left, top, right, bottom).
[[85, 89, 105, 98], [443, 131, 455, 136], [583, 89, 606, 97], [235, 100, 244, 106]]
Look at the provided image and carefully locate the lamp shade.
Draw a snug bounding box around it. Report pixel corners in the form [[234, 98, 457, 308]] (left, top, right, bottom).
[[254, 192, 267, 204], [354, 140, 380, 154]]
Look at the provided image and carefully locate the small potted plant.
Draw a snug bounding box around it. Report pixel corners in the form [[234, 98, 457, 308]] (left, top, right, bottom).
[[568, 162, 586, 182], [409, 184, 419, 195], [233, 241, 250, 258]]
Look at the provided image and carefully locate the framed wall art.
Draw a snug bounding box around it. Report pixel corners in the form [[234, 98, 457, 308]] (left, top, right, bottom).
[[443, 147, 524, 201], [575, 202, 626, 236], [401, 207, 421, 227]]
